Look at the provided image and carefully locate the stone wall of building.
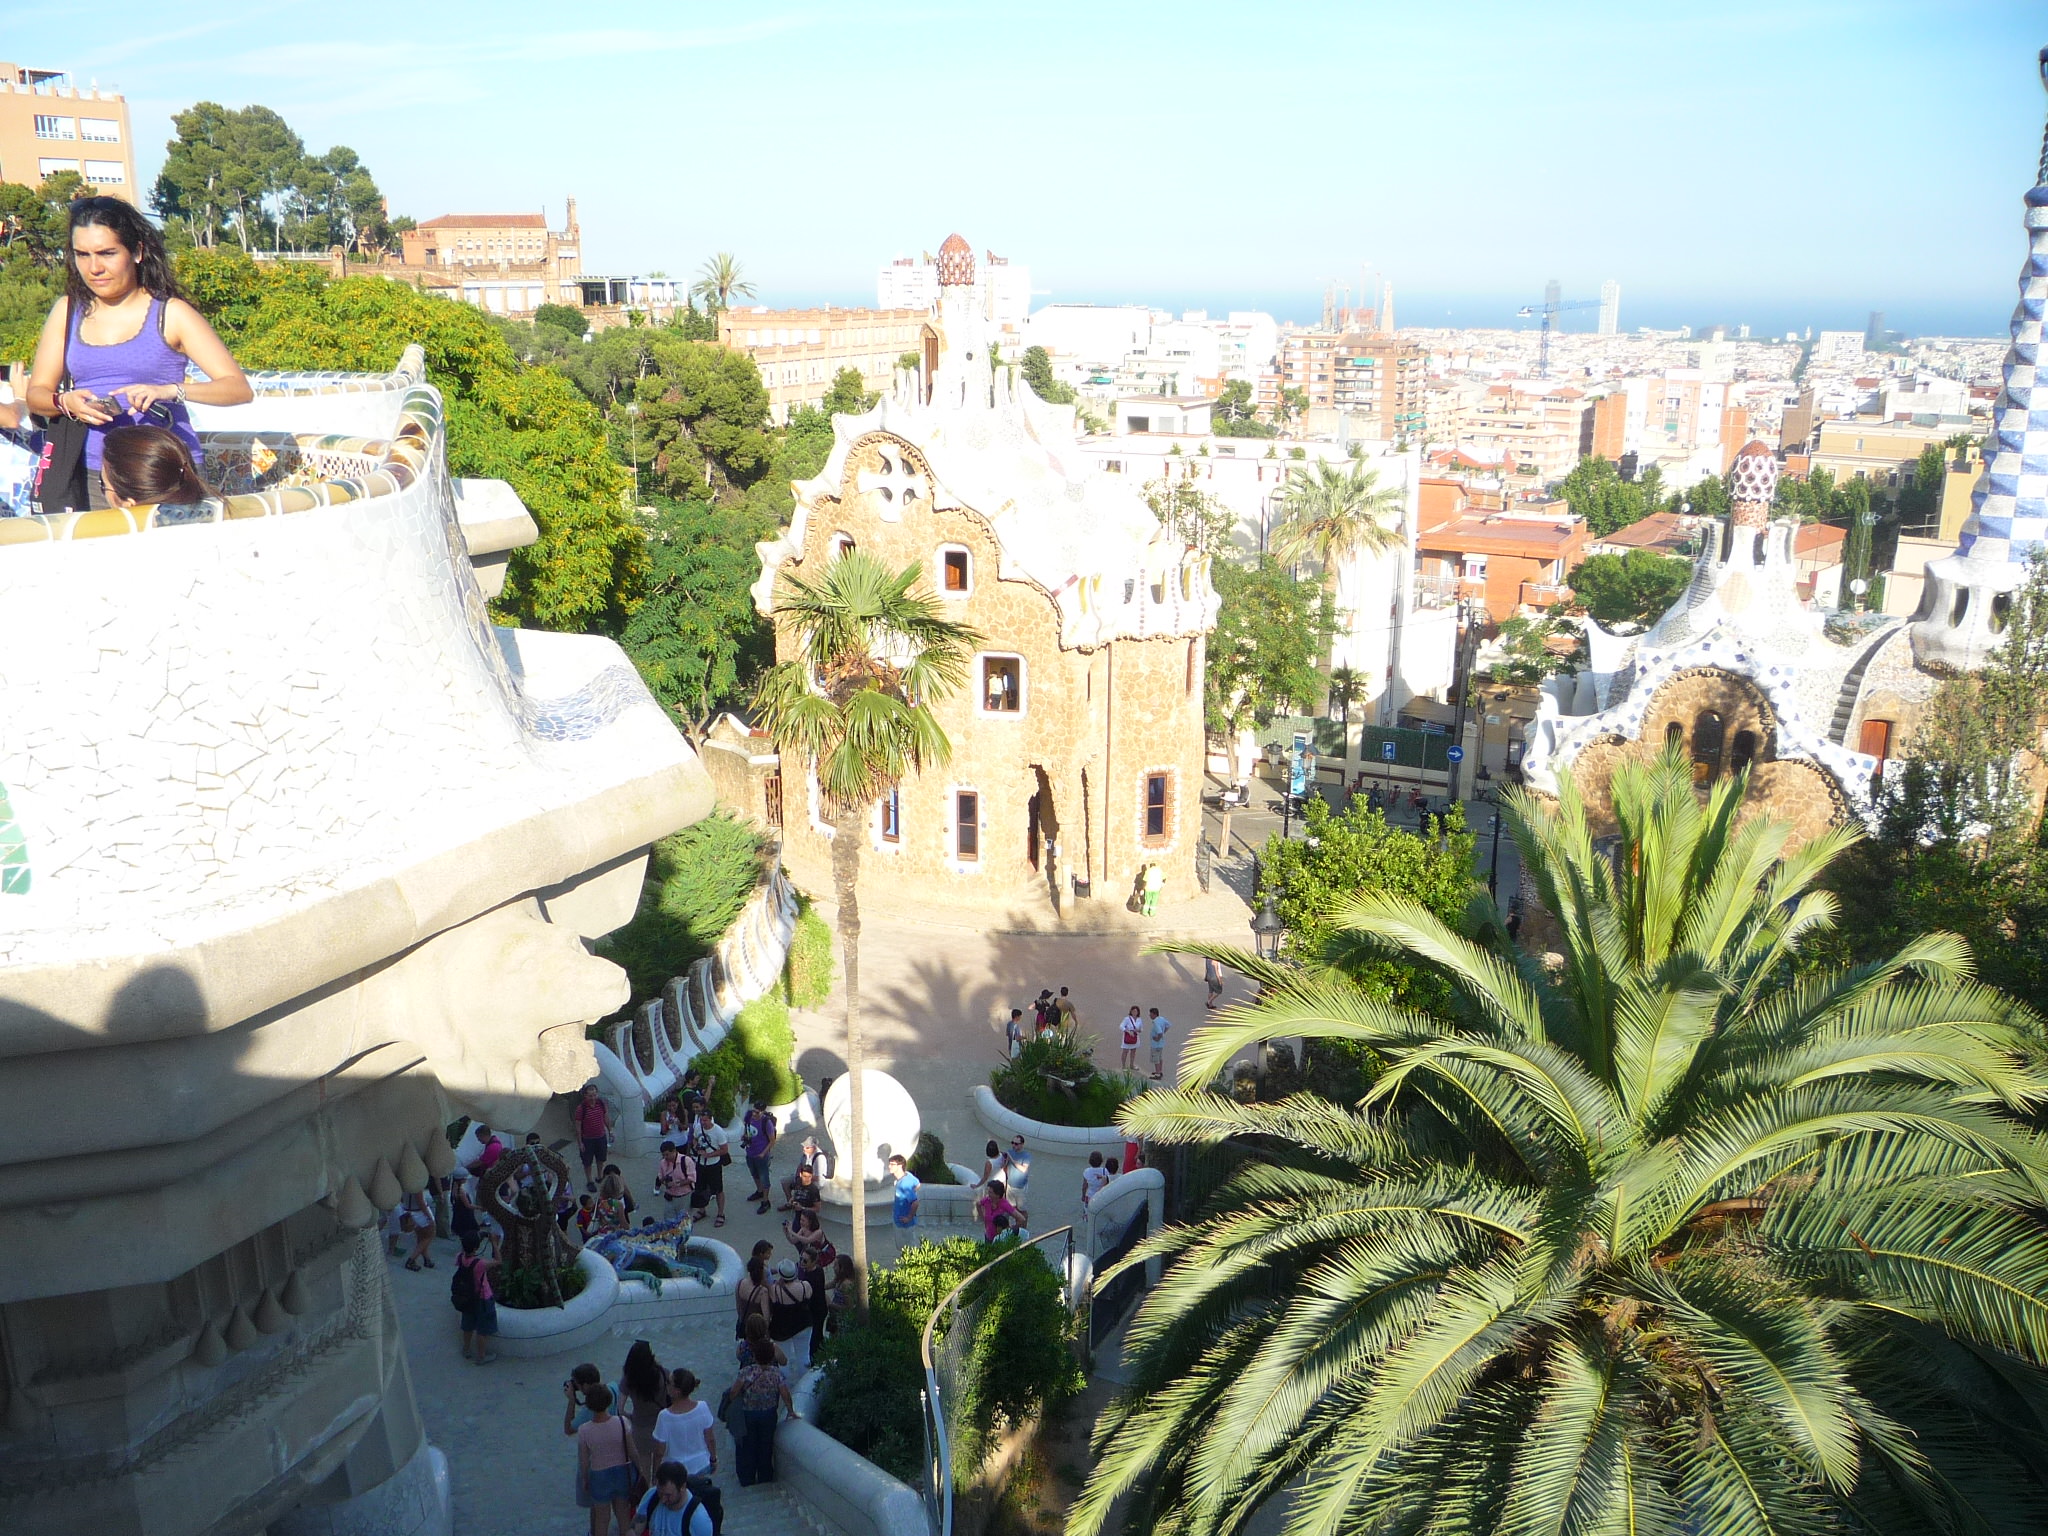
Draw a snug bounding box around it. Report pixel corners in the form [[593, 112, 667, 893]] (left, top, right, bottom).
[[770, 432, 1207, 913], [1565, 667, 1850, 849]]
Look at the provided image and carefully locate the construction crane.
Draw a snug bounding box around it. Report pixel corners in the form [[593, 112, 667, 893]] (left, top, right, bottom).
[[1516, 296, 1603, 378]]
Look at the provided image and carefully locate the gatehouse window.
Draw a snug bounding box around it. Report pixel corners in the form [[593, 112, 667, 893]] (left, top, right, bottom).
[[1729, 730, 1759, 775], [939, 546, 972, 596], [981, 654, 1024, 714], [955, 791, 980, 863], [1692, 710, 1725, 784], [1143, 772, 1172, 843], [1664, 721, 1684, 752], [831, 532, 856, 560], [880, 789, 900, 844]]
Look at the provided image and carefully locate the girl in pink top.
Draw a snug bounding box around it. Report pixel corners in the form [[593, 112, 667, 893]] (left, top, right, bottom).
[[575, 1383, 640, 1536]]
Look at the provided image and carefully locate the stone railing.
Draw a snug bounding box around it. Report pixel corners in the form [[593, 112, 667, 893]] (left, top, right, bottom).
[[590, 852, 800, 1112]]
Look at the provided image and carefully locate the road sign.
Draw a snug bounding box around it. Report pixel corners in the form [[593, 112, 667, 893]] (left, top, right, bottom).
[[1446, 745, 1465, 763], [1380, 741, 1398, 762]]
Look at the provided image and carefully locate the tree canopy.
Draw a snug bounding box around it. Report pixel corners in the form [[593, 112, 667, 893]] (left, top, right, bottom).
[[180, 247, 638, 631], [618, 498, 774, 735], [1020, 345, 1075, 405], [1568, 547, 1694, 629], [1205, 556, 1333, 738], [153, 103, 400, 253]]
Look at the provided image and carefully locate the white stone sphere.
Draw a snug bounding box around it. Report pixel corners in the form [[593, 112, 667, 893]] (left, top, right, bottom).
[[821, 1069, 922, 1186]]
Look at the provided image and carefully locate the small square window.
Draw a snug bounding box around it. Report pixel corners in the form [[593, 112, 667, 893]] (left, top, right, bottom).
[[955, 791, 980, 862], [941, 548, 970, 593], [982, 655, 1022, 713], [1144, 774, 1170, 840]]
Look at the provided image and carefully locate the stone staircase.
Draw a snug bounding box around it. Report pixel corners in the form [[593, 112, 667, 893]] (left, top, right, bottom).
[[1827, 630, 1895, 744], [722, 1479, 849, 1536]]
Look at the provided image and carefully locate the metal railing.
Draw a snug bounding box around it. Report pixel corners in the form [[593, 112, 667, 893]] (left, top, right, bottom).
[[918, 1226, 1076, 1536]]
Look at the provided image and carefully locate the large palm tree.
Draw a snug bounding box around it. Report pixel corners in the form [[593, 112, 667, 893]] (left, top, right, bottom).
[[1075, 750, 2048, 1536], [1270, 458, 1404, 576], [690, 251, 755, 313], [752, 551, 977, 1312]]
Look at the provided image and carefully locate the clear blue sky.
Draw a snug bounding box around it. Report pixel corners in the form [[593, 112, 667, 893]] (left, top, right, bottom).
[[4, 1, 2042, 336]]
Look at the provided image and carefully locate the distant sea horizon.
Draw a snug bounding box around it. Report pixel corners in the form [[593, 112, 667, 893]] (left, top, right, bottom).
[[751, 286, 2010, 343]]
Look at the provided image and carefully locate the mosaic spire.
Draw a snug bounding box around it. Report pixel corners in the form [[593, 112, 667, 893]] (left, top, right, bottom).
[[1957, 45, 2048, 564]]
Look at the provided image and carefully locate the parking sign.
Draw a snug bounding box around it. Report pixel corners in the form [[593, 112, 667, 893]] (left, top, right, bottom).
[[1380, 741, 1397, 762]]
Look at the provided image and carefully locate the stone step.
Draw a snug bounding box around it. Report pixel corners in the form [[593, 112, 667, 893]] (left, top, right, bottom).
[[719, 1479, 849, 1536]]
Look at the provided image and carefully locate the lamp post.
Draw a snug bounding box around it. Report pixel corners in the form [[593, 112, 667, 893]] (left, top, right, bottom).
[[1252, 894, 1285, 963]]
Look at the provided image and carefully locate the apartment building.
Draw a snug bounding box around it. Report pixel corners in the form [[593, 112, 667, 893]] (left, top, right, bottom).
[[0, 63, 135, 198], [1589, 370, 1748, 481], [1458, 383, 1594, 484], [1808, 417, 1960, 487], [1259, 328, 1426, 439], [1415, 487, 1587, 622], [720, 307, 935, 423]]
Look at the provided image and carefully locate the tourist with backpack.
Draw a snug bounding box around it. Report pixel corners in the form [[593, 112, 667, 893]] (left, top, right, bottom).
[[741, 1100, 778, 1215], [634, 1461, 719, 1535], [450, 1232, 500, 1364]]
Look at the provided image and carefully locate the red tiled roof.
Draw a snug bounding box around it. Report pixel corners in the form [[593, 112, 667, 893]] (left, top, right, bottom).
[[416, 213, 547, 230]]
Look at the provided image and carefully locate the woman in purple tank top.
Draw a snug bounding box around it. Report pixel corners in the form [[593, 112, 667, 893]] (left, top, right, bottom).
[[26, 197, 251, 509]]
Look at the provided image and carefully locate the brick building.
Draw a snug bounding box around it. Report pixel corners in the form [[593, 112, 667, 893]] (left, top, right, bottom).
[[740, 234, 1219, 913], [721, 307, 938, 424], [395, 202, 583, 315]]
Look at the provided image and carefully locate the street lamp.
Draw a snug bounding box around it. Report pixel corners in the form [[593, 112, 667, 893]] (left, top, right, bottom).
[[1251, 895, 1285, 962]]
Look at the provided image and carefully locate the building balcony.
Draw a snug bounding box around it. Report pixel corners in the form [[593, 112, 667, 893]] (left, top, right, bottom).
[[1520, 580, 1572, 610], [1413, 572, 1485, 609]]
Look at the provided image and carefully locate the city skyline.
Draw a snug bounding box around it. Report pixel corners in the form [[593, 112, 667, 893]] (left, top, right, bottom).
[[2, 1, 2041, 338]]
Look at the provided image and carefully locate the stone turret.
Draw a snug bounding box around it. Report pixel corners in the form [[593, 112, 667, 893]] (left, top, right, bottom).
[[1728, 438, 1778, 530], [1911, 46, 2048, 672]]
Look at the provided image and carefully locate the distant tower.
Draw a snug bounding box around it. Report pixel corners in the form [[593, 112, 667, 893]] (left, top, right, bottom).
[[1544, 277, 1561, 313], [1865, 310, 1886, 348], [930, 232, 990, 408], [1380, 279, 1395, 334], [1598, 279, 1620, 336], [1910, 46, 2048, 671]]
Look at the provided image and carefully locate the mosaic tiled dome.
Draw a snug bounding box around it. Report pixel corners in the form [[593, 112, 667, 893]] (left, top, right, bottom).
[[936, 233, 975, 287], [1728, 440, 1779, 508]]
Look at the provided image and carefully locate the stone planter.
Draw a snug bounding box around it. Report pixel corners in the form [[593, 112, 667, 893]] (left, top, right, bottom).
[[490, 1248, 617, 1359], [491, 1237, 742, 1356], [971, 1084, 1127, 1156]]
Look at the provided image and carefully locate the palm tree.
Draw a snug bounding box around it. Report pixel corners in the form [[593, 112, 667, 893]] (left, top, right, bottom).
[[689, 251, 755, 313], [751, 551, 978, 1314], [1326, 664, 1360, 723], [1075, 749, 2048, 1536], [1269, 458, 1404, 576]]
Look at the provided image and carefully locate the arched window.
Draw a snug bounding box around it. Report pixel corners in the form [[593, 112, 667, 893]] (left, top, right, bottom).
[[1952, 587, 1970, 627], [1729, 729, 1759, 775], [1692, 710, 1725, 784], [1664, 721, 1684, 753]]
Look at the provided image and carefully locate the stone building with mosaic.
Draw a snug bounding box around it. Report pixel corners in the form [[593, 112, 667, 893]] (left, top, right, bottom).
[[1525, 59, 2048, 841], [739, 233, 1220, 914]]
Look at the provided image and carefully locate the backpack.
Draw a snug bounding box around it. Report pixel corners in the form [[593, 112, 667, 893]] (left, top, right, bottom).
[[449, 1257, 478, 1312], [683, 1474, 724, 1534]]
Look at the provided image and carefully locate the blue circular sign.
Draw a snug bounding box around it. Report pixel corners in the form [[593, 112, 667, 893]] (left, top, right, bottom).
[[1446, 745, 1465, 762]]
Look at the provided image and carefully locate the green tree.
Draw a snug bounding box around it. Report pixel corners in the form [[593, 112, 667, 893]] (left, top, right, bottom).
[[618, 499, 775, 734], [1020, 344, 1075, 405], [820, 366, 878, 417], [1206, 557, 1333, 738], [1082, 750, 2048, 1536], [751, 552, 979, 1313], [689, 251, 755, 312], [1568, 547, 1693, 629], [182, 247, 639, 631], [1558, 454, 1653, 537], [556, 329, 774, 501], [1269, 459, 1404, 575], [1485, 611, 1581, 684], [1896, 445, 1948, 535], [1326, 664, 1361, 722], [0, 176, 75, 363], [532, 301, 588, 339], [1144, 476, 1236, 557]]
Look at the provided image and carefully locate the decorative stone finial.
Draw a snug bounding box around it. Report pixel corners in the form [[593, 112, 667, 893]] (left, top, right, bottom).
[[1728, 441, 1779, 530], [936, 233, 975, 288]]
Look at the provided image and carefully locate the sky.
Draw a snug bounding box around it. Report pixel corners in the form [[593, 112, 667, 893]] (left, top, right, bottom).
[[3, 1, 2043, 337]]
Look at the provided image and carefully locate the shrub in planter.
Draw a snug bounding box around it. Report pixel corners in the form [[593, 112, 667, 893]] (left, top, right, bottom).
[[495, 1260, 589, 1310], [909, 1131, 958, 1185], [990, 1033, 1143, 1127], [781, 894, 834, 1008], [593, 813, 767, 1012]]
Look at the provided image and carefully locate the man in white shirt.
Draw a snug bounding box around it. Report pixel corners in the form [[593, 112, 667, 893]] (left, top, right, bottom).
[[688, 1108, 731, 1227]]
